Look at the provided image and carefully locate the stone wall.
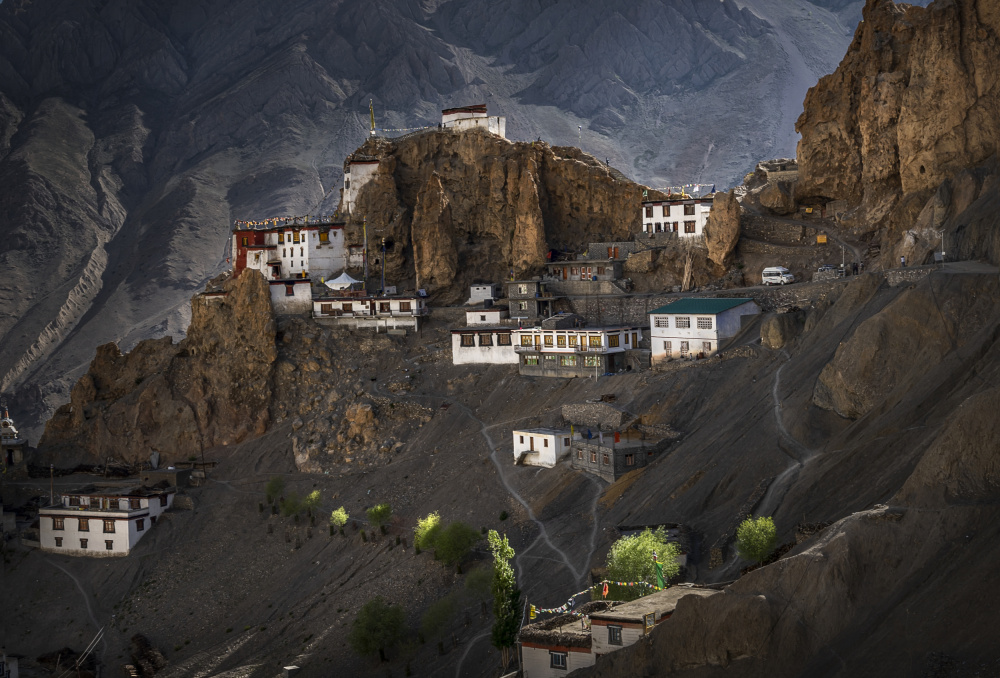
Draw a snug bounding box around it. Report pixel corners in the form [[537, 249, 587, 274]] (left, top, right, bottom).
[[561, 402, 630, 430], [885, 264, 940, 287], [586, 241, 640, 260]]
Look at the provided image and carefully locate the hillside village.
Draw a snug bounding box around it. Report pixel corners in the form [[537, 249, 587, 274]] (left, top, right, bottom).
[[4, 0, 1000, 672]]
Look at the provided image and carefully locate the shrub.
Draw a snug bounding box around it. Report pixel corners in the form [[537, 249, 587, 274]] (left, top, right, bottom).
[[280, 493, 303, 517], [265, 476, 285, 505], [419, 594, 456, 640], [367, 503, 392, 532], [736, 516, 777, 564], [498, 510, 508, 521], [348, 597, 406, 661], [464, 567, 492, 601], [413, 512, 441, 551], [434, 522, 481, 566], [603, 528, 681, 601], [303, 490, 322, 513], [330, 506, 349, 529]]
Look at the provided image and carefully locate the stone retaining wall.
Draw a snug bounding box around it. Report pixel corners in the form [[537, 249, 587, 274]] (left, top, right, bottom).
[[885, 265, 940, 287], [561, 402, 630, 430]]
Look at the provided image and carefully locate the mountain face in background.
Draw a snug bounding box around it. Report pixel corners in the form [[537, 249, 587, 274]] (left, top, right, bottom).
[[0, 0, 869, 435]]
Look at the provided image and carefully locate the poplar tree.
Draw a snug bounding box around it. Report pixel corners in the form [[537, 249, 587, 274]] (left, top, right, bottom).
[[488, 530, 521, 671]]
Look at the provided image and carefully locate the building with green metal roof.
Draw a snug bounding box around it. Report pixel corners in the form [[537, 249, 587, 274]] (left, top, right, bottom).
[[647, 298, 760, 364]]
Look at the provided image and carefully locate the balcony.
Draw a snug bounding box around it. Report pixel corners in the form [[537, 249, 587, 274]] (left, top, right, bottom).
[[514, 344, 609, 354]]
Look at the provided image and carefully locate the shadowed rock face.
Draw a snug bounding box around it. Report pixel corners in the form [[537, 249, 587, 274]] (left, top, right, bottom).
[[0, 0, 864, 433]]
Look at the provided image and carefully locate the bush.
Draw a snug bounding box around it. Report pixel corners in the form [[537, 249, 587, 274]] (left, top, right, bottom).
[[413, 512, 441, 551], [303, 490, 322, 513], [330, 506, 349, 529], [348, 597, 406, 661], [367, 503, 392, 532], [419, 594, 456, 640], [736, 516, 777, 564], [434, 522, 481, 566], [265, 476, 285, 505], [464, 567, 492, 601], [603, 528, 681, 601], [280, 493, 303, 517]]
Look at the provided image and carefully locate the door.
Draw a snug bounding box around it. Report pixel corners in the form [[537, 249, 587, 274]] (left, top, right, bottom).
[[562, 266, 567, 280], [529, 437, 535, 451], [613, 247, 619, 259]]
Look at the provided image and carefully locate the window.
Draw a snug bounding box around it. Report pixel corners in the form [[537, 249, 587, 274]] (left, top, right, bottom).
[[602, 454, 610, 465], [571, 267, 578, 275], [550, 651, 568, 670], [544, 355, 557, 362], [626, 454, 635, 466], [80, 538, 89, 549], [300, 247, 304, 257], [544, 335, 554, 347], [293, 231, 300, 243], [644, 206, 653, 218], [321, 303, 333, 314], [79, 518, 89, 532], [554, 335, 566, 348], [104, 520, 116, 534], [577, 449, 583, 459], [137, 519, 145, 532], [480, 315, 487, 322], [685, 221, 696, 233], [568, 335, 578, 347], [130, 498, 140, 509], [479, 333, 493, 347], [608, 335, 620, 348], [680, 341, 689, 357], [655, 317, 669, 328], [609, 625, 623, 645], [520, 435, 524, 444], [676, 317, 690, 328], [497, 333, 511, 346], [69, 496, 80, 506], [400, 302, 411, 312], [241, 236, 248, 246], [585, 356, 601, 367], [518, 301, 528, 311], [597, 267, 605, 275], [159, 494, 168, 507], [591, 451, 597, 462], [518, 284, 528, 295], [684, 204, 695, 216], [521, 335, 533, 347], [662, 205, 670, 217], [461, 334, 475, 347], [664, 341, 672, 355], [697, 317, 713, 329], [380, 302, 391, 312], [106, 540, 114, 550], [54, 537, 63, 547], [654, 222, 662, 232], [559, 355, 577, 366], [343, 303, 353, 312], [524, 356, 539, 365], [588, 335, 602, 348], [345, 178, 350, 190], [319, 231, 329, 243], [703, 341, 712, 353], [278, 233, 284, 244], [52, 517, 64, 531], [543, 439, 549, 448], [285, 285, 294, 297]]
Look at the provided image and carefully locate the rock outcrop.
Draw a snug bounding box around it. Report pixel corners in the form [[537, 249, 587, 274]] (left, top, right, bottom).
[[38, 271, 276, 465], [703, 189, 741, 270], [795, 0, 1000, 267], [345, 133, 648, 302]]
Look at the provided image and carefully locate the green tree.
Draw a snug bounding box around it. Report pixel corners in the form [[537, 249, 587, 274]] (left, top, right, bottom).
[[367, 503, 392, 534], [434, 522, 481, 566], [330, 506, 349, 529], [488, 530, 521, 671], [303, 490, 322, 513], [736, 516, 777, 564], [265, 476, 285, 505], [280, 492, 303, 516], [420, 593, 456, 640], [413, 512, 442, 552], [604, 528, 681, 601], [348, 597, 406, 662]]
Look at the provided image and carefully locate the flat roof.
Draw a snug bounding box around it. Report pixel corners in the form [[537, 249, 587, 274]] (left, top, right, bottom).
[[451, 327, 513, 333], [648, 298, 756, 315], [514, 326, 642, 332], [590, 587, 717, 622], [514, 428, 569, 436]]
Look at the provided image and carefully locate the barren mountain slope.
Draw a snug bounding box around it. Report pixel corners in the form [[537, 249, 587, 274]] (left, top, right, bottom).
[[0, 0, 864, 437]]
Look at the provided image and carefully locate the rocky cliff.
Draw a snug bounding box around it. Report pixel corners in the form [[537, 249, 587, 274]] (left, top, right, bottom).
[[345, 132, 697, 302], [38, 271, 276, 465], [795, 0, 1000, 267]]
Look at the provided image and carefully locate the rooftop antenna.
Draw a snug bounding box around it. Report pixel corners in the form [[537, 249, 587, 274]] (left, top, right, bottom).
[[370, 99, 376, 137]]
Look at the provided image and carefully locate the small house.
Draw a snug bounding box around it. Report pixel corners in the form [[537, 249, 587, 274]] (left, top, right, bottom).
[[468, 283, 501, 304], [451, 328, 517, 365], [512, 429, 574, 467], [441, 104, 506, 138], [518, 601, 613, 678], [506, 280, 561, 321], [589, 586, 718, 658], [640, 198, 713, 238], [39, 487, 176, 557], [648, 298, 760, 363], [465, 305, 509, 327], [313, 294, 428, 331], [545, 259, 623, 282]]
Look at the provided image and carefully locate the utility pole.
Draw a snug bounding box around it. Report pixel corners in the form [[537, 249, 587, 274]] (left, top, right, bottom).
[[363, 217, 369, 291], [49, 463, 54, 505], [381, 238, 387, 295]]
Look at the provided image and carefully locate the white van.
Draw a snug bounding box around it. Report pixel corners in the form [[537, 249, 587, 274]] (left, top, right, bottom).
[[762, 266, 795, 285]]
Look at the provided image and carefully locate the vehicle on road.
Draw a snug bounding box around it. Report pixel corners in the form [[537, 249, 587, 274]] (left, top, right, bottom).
[[762, 266, 795, 285]]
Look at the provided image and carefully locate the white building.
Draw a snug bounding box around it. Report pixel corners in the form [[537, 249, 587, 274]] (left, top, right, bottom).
[[589, 587, 718, 658], [313, 294, 428, 331], [640, 198, 713, 238], [648, 298, 760, 364], [343, 159, 380, 215], [468, 283, 502, 304], [512, 324, 643, 377], [512, 428, 574, 467], [466, 306, 508, 326], [1, 652, 18, 678], [39, 487, 176, 557], [451, 328, 517, 365], [441, 104, 506, 138]]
